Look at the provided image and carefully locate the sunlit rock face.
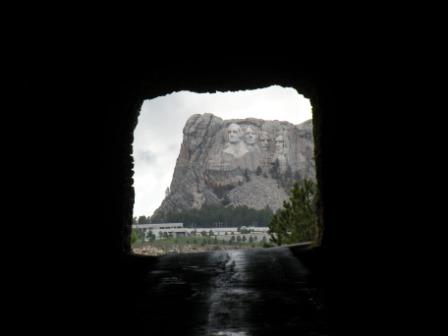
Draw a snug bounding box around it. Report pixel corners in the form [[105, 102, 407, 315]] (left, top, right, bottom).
[[152, 113, 315, 218]]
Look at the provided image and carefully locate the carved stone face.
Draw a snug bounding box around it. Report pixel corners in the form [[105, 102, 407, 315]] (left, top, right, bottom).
[[259, 131, 270, 149], [245, 126, 257, 145], [275, 135, 285, 153], [228, 123, 242, 144]]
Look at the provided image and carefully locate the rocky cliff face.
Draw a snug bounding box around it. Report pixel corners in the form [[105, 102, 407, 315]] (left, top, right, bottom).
[[151, 113, 315, 218]]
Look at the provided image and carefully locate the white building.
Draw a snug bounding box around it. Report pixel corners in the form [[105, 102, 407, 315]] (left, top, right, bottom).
[[132, 223, 269, 241], [133, 223, 183, 230]]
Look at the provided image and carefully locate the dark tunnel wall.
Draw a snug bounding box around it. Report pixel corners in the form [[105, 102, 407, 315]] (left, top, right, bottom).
[[97, 66, 386, 334], [16, 43, 421, 333]]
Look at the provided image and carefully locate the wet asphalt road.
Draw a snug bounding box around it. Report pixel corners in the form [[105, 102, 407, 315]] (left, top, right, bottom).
[[127, 247, 327, 336]]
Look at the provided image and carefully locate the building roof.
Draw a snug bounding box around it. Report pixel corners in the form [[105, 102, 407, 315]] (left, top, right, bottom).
[[132, 223, 183, 229]]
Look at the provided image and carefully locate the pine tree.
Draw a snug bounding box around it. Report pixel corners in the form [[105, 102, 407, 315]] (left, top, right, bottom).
[[269, 159, 280, 179], [244, 169, 250, 182], [222, 193, 231, 206], [268, 179, 318, 245]]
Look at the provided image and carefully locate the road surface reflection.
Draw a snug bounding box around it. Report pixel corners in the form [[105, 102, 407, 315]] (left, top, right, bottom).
[[133, 247, 326, 336]]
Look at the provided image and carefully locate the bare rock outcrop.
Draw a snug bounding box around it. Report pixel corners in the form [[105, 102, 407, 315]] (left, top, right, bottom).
[[151, 113, 315, 218]]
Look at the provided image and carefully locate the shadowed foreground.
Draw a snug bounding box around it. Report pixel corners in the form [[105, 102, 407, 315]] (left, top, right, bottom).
[[126, 247, 327, 336]]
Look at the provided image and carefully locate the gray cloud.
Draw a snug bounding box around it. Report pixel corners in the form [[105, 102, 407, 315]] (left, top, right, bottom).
[[137, 150, 157, 164]]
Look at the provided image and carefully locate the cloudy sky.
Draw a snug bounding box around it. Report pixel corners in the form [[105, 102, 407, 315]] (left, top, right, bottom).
[[133, 85, 312, 218]]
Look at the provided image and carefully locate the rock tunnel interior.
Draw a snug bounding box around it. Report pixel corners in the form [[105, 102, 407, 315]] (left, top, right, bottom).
[[97, 66, 370, 334]]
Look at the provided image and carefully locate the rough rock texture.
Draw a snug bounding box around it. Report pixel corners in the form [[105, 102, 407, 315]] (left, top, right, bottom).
[[152, 113, 315, 218]]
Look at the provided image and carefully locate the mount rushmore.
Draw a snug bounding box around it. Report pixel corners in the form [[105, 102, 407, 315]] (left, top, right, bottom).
[[150, 113, 316, 220]]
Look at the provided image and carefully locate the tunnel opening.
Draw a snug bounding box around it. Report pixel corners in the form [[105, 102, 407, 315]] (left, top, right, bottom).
[[130, 86, 322, 256], [99, 72, 330, 335]]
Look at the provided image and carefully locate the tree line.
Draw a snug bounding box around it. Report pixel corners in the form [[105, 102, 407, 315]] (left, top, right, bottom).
[[134, 178, 320, 246], [148, 204, 274, 228]]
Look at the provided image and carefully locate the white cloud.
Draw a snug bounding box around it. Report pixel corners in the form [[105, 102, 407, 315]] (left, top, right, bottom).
[[132, 85, 312, 218]]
